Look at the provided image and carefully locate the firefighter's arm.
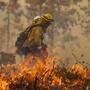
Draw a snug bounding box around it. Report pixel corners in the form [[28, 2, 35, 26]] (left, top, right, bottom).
[[27, 27, 43, 47], [33, 27, 42, 46]]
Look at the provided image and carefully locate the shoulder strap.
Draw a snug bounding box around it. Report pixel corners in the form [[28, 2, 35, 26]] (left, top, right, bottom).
[[25, 24, 42, 33]]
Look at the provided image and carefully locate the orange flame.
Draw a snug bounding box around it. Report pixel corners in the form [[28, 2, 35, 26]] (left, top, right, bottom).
[[0, 53, 89, 90]]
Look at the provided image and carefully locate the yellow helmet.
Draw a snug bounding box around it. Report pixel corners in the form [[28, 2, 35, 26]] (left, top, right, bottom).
[[41, 13, 54, 22]]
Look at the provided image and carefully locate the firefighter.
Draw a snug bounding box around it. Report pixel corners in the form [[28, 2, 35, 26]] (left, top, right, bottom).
[[16, 13, 54, 59]]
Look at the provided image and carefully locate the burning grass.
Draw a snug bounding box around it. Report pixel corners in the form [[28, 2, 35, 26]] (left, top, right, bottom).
[[0, 54, 90, 90]]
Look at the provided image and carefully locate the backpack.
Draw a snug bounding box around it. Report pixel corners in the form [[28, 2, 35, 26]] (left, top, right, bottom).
[[15, 24, 41, 52]]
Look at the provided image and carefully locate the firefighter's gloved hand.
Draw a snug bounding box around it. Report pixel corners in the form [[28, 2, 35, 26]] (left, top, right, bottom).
[[41, 43, 47, 48]]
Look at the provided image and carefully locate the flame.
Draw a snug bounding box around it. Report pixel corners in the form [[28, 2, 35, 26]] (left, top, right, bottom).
[[0, 77, 9, 90], [70, 64, 87, 78], [52, 75, 61, 85], [0, 52, 89, 90]]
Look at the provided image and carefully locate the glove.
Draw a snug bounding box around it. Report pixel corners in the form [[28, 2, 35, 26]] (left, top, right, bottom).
[[41, 43, 47, 48]]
